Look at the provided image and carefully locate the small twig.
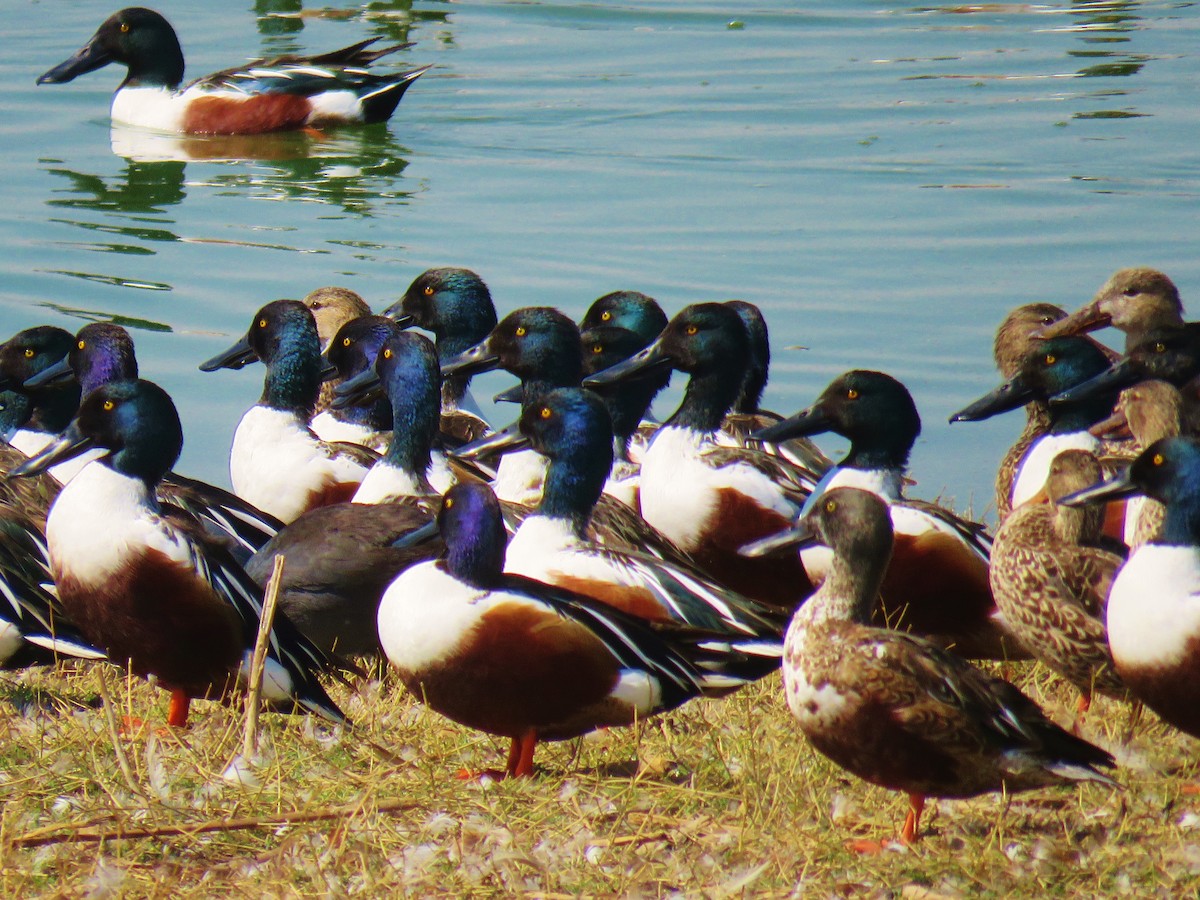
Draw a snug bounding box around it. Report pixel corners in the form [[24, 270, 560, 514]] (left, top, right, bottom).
[[242, 554, 285, 761], [9, 797, 422, 848], [95, 666, 144, 798]]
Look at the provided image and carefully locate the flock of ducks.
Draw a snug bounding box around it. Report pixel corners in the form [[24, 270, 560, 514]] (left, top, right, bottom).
[[4, 260, 1199, 849], [14, 7, 1200, 851]]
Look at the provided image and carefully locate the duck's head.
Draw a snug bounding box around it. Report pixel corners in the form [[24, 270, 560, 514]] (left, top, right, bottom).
[[993, 303, 1066, 379], [585, 302, 746, 384], [1050, 325, 1200, 409], [1040, 268, 1183, 342], [24, 323, 138, 394], [579, 290, 668, 345], [442, 307, 581, 388], [38, 8, 185, 91], [200, 300, 319, 373], [0, 326, 75, 393], [579, 324, 669, 446], [756, 370, 920, 469], [385, 268, 497, 356], [1110, 380, 1184, 444], [950, 336, 1112, 423], [301, 287, 370, 353], [725, 300, 771, 414], [324, 316, 402, 384], [436, 481, 507, 588], [11, 379, 182, 487]]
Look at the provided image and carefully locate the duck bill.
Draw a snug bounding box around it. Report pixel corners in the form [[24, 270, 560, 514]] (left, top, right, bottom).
[[37, 33, 115, 85], [198, 334, 258, 372], [492, 384, 522, 405], [8, 425, 95, 479], [451, 420, 529, 461], [948, 375, 1035, 423], [739, 520, 819, 558], [380, 299, 414, 327], [581, 338, 672, 388], [440, 339, 499, 378], [331, 367, 383, 409], [1036, 301, 1109, 340], [1057, 468, 1139, 508], [751, 404, 833, 443], [1089, 407, 1132, 440], [1049, 360, 1135, 407], [23, 358, 75, 390], [317, 356, 340, 383], [390, 518, 440, 549]]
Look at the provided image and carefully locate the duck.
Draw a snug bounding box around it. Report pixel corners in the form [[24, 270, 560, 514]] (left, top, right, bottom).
[[200, 300, 375, 524], [753, 370, 1021, 660], [950, 336, 1124, 511], [456, 387, 788, 643], [1061, 437, 1200, 739], [245, 331, 452, 656], [37, 8, 430, 134], [989, 449, 1127, 720], [377, 480, 755, 779], [747, 487, 1117, 846], [1038, 268, 1185, 352], [9, 379, 345, 727], [299, 286, 371, 415], [584, 303, 818, 608], [0, 389, 60, 522], [311, 315, 395, 453], [383, 267, 497, 445], [21, 321, 284, 559]]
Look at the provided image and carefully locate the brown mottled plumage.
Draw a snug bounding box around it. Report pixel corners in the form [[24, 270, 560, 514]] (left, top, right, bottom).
[[1039, 268, 1185, 351], [990, 450, 1128, 713], [301, 286, 372, 413], [778, 488, 1117, 846]]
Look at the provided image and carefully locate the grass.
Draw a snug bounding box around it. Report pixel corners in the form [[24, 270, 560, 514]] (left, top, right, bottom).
[[1, 659, 1199, 897]]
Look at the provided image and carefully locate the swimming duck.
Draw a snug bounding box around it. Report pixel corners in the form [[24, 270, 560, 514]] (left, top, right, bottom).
[[38, 8, 429, 134], [378, 480, 753, 779], [456, 387, 788, 643], [383, 267, 496, 444], [1061, 437, 1200, 739], [989, 449, 1127, 719], [1038, 268, 1185, 351], [584, 303, 818, 608], [754, 370, 1019, 660], [746, 487, 1117, 846], [300, 286, 371, 414], [950, 336, 1123, 511], [21, 321, 284, 558], [10, 379, 344, 726], [200, 300, 375, 524], [311, 315, 395, 453]]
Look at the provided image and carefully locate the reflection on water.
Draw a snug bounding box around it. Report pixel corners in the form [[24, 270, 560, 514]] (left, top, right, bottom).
[[35, 302, 174, 334], [44, 160, 186, 217], [252, 0, 452, 51]]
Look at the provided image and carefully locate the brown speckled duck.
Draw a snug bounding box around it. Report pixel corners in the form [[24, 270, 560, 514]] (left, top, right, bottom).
[[749, 487, 1118, 847], [990, 449, 1128, 721], [1039, 268, 1185, 351]]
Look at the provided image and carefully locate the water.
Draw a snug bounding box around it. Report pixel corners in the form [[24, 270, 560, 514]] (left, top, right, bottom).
[[2, 0, 1196, 518]]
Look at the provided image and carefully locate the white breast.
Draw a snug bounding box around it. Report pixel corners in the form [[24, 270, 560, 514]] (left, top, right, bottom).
[[310, 412, 387, 453], [111, 85, 186, 132], [493, 449, 548, 506], [1107, 544, 1200, 672], [1012, 431, 1099, 508]]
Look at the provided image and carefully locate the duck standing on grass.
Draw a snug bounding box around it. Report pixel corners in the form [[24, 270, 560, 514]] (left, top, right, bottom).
[[379, 481, 753, 779], [38, 7, 430, 134], [10, 380, 345, 727], [742, 488, 1117, 848]]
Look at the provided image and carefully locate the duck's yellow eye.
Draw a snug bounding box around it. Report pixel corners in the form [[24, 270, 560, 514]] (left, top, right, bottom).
[[119, 22, 130, 33], [540, 407, 552, 419], [592, 344, 603, 354], [1044, 354, 1056, 365], [847, 388, 859, 400], [444, 497, 454, 509], [423, 285, 434, 297], [1153, 453, 1164, 466], [77, 340, 86, 351], [342, 337, 351, 347], [515, 326, 526, 337], [1155, 342, 1166, 353], [383, 348, 392, 360], [686, 324, 698, 336], [23, 348, 33, 358], [601, 311, 612, 321], [102, 399, 114, 411], [258, 318, 267, 329], [825, 500, 837, 513]]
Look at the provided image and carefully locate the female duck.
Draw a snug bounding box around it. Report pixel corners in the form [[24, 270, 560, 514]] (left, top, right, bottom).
[[747, 488, 1116, 846], [378, 480, 749, 778], [10, 380, 344, 727], [200, 300, 374, 523], [755, 370, 1018, 660], [1039, 268, 1185, 352], [38, 7, 429, 134], [585, 303, 818, 608]]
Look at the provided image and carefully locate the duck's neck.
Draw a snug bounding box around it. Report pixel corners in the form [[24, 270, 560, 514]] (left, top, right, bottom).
[[437, 334, 476, 409], [538, 448, 611, 539], [804, 550, 887, 628], [1053, 502, 1102, 546], [263, 337, 321, 420], [1049, 394, 1115, 435], [332, 395, 392, 432], [669, 368, 739, 434], [1157, 494, 1200, 548], [27, 385, 81, 435]]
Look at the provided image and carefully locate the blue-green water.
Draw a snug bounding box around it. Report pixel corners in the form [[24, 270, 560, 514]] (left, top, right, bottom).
[[2, 0, 1196, 516]]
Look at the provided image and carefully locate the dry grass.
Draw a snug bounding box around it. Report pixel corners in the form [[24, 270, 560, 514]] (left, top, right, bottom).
[[2, 659, 1199, 897]]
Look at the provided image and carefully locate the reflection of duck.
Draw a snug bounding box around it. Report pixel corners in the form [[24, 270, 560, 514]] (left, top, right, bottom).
[[39, 8, 429, 134], [45, 157, 186, 216]]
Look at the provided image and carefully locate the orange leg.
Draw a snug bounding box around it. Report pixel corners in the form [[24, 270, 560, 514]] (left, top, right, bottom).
[[900, 794, 926, 845], [508, 729, 538, 778], [167, 690, 192, 729], [1071, 691, 1092, 735]]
